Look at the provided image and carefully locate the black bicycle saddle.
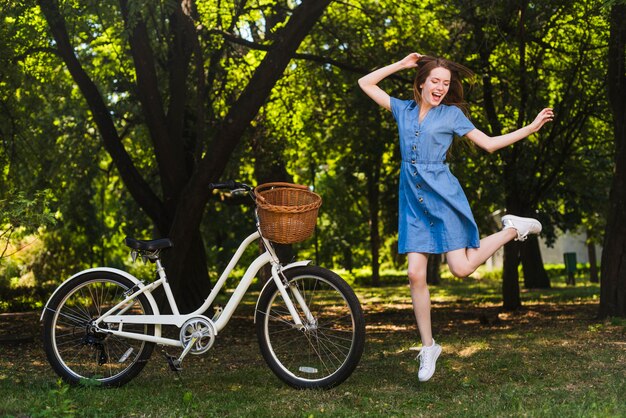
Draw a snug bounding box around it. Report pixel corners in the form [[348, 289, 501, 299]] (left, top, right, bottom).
[[124, 237, 174, 251]]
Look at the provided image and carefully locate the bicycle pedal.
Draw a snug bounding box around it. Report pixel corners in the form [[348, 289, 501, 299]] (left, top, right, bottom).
[[164, 353, 183, 372]]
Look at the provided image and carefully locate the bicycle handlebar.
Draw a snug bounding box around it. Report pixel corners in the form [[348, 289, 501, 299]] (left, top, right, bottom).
[[209, 180, 249, 190], [208, 180, 253, 192]]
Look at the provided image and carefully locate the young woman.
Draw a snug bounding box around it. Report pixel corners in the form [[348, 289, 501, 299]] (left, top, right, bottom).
[[358, 53, 554, 382]]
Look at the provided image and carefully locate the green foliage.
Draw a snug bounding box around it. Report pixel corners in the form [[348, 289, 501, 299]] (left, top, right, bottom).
[[0, 190, 56, 259], [442, 0, 613, 244], [1, 2, 153, 292], [0, 0, 615, 308]]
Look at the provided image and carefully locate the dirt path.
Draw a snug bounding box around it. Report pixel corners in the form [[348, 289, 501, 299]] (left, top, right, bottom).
[[0, 311, 40, 344]]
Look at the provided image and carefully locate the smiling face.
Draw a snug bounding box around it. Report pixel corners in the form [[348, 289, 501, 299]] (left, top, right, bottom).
[[412, 56, 473, 112], [419, 67, 451, 109]]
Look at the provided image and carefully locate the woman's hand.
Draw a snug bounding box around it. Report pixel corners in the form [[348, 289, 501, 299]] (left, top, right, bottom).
[[528, 108, 555, 133], [398, 53, 423, 69], [467, 107, 555, 152]]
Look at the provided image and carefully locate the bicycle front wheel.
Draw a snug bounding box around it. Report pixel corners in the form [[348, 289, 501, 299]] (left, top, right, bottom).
[[42, 271, 156, 387], [255, 266, 365, 389]]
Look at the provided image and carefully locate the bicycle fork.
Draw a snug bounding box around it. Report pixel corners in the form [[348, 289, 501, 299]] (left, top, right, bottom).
[[270, 264, 316, 330]]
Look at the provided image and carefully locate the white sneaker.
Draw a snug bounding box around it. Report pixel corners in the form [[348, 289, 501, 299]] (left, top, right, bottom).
[[501, 214, 542, 241], [416, 340, 442, 382]]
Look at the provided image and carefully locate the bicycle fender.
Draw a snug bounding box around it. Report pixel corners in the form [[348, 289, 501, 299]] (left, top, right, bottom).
[[40, 267, 161, 322], [253, 260, 312, 323]]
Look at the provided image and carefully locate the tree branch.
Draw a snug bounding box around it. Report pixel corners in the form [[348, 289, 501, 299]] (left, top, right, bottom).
[[165, 2, 195, 156], [209, 29, 405, 79], [38, 0, 166, 228], [166, 0, 334, 280], [118, 0, 188, 204]]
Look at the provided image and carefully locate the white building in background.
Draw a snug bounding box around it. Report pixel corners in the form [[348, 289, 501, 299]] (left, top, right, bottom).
[[484, 229, 602, 270], [539, 231, 602, 265]]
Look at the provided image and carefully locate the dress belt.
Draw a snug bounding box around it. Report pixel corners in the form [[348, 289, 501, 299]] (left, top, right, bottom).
[[402, 160, 446, 164]]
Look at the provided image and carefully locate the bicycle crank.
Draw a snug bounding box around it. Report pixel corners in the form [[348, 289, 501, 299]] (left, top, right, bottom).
[[167, 317, 216, 370], [180, 317, 216, 355]]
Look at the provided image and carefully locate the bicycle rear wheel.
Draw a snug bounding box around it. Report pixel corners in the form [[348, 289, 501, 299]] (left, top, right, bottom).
[[42, 271, 156, 387], [255, 266, 365, 389]]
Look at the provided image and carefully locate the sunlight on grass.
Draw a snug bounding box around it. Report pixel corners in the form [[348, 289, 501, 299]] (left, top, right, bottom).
[[1, 268, 624, 417], [457, 340, 490, 358]]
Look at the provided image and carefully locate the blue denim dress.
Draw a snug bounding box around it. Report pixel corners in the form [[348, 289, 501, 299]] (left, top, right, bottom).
[[391, 97, 480, 254]]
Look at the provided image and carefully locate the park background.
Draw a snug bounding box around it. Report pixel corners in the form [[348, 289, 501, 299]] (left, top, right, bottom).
[[0, 0, 625, 416]]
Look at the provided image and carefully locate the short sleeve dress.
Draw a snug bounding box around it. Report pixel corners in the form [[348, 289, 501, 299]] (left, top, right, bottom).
[[390, 97, 480, 254]]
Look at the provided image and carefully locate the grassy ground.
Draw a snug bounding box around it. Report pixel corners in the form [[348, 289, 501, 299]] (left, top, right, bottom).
[[0, 275, 624, 417]]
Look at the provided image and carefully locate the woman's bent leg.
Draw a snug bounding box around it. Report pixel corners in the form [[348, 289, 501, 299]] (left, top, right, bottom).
[[407, 252, 432, 346], [447, 229, 517, 277]]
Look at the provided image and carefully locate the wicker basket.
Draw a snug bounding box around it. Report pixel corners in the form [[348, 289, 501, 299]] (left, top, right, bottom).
[[254, 182, 322, 244]]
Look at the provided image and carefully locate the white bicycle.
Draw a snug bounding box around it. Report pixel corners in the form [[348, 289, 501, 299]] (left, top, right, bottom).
[[41, 181, 365, 389]]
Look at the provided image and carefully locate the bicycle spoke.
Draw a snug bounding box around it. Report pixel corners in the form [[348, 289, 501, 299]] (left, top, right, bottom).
[[258, 268, 364, 388], [44, 275, 155, 386], [302, 330, 334, 375]]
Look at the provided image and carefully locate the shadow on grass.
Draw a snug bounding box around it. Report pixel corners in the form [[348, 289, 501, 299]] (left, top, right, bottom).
[[1, 276, 624, 417]]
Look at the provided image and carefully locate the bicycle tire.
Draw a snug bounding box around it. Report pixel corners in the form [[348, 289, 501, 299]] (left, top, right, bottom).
[[42, 271, 156, 387], [255, 266, 365, 389]]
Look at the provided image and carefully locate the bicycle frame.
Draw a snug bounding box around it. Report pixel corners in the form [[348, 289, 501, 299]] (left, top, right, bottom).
[[43, 231, 312, 349]]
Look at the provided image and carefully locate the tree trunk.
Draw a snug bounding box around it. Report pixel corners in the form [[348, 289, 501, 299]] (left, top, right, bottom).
[[368, 160, 382, 287], [473, 17, 525, 309], [165, 0, 332, 308], [166, 231, 209, 313], [343, 247, 353, 273], [588, 238, 598, 284], [39, 0, 333, 310], [369, 210, 381, 286], [427, 254, 441, 285], [521, 236, 551, 288], [600, 3, 626, 318], [502, 242, 522, 310]]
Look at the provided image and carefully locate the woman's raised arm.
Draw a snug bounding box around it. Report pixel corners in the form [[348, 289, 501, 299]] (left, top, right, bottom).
[[358, 53, 422, 111], [465, 108, 554, 153]]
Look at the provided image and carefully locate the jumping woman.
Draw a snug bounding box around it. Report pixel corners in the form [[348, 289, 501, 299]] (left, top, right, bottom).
[[358, 53, 554, 382]]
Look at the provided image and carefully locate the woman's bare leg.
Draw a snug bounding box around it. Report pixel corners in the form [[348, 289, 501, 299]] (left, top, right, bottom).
[[446, 229, 517, 278], [407, 252, 433, 346]]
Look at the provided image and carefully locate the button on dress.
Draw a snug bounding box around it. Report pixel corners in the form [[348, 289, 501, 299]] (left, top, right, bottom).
[[390, 97, 480, 254]]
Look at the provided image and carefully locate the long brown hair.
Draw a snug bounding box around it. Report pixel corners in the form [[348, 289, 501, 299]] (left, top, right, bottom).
[[412, 56, 474, 114]]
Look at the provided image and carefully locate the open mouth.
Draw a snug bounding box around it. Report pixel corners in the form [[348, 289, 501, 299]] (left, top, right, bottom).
[[432, 92, 443, 102]]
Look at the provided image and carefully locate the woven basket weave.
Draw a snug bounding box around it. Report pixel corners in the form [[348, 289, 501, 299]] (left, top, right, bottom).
[[255, 182, 322, 244]]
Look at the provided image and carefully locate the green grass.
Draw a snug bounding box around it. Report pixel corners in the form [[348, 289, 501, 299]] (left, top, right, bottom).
[[1, 275, 624, 417]]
